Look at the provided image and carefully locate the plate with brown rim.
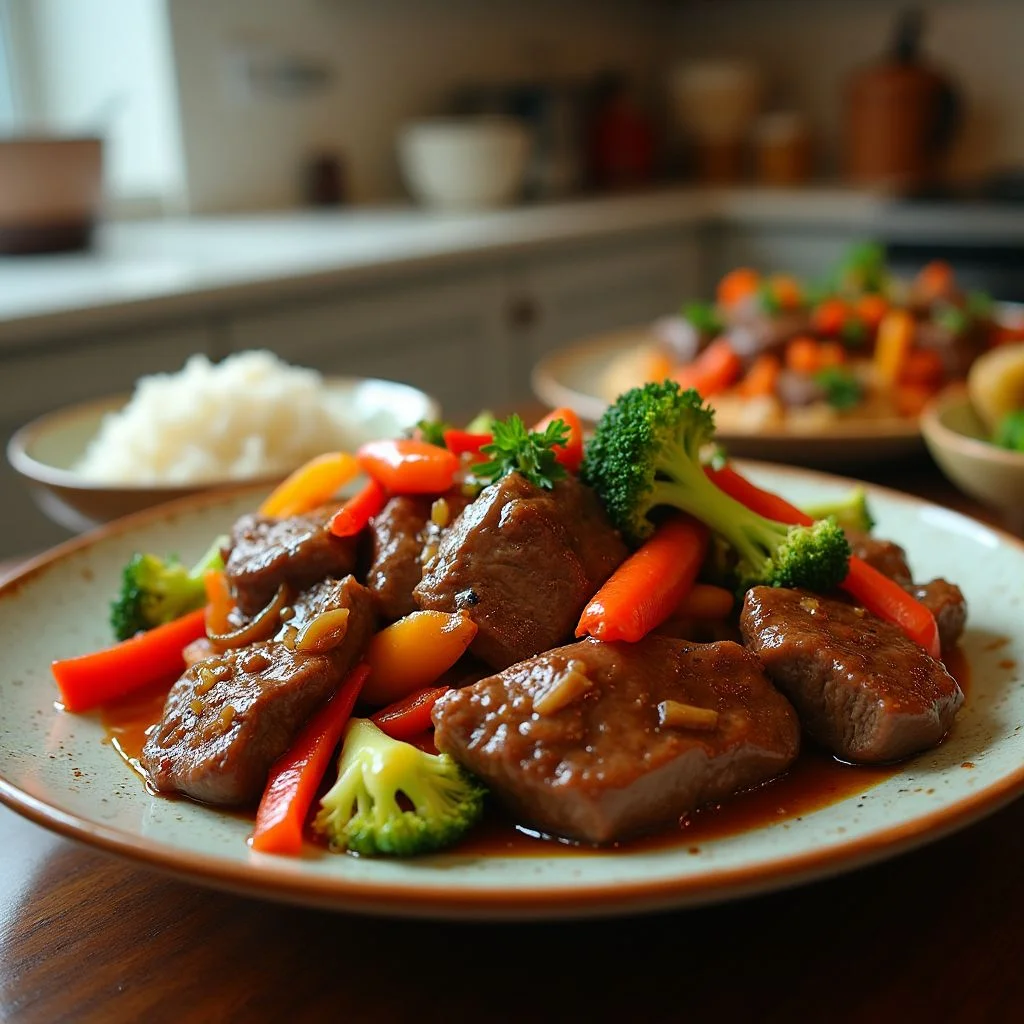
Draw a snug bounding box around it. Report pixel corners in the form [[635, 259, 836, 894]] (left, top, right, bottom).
[[1, 463, 1022, 921]]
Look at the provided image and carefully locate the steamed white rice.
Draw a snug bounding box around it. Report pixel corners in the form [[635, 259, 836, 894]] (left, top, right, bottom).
[[74, 350, 361, 485]]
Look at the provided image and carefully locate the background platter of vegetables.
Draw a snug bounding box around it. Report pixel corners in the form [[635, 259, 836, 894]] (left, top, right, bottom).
[[49, 386, 960, 859], [601, 242, 1024, 433]]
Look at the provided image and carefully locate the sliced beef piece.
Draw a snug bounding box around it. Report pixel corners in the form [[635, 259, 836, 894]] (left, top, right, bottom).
[[142, 576, 375, 806], [366, 491, 470, 621], [432, 636, 800, 845], [845, 530, 912, 585], [740, 586, 963, 764], [845, 530, 966, 651], [413, 473, 628, 670], [223, 504, 359, 616], [911, 578, 967, 653]]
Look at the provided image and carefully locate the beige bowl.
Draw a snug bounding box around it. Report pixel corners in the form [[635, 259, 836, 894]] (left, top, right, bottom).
[[921, 384, 1024, 534], [7, 377, 441, 533]]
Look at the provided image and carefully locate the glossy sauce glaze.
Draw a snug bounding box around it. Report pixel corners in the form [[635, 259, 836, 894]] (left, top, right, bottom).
[[101, 646, 971, 854]]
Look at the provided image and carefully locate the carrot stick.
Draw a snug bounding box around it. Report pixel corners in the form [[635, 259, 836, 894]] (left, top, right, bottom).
[[259, 452, 361, 519], [370, 684, 452, 742], [251, 662, 369, 856], [673, 338, 743, 398], [357, 439, 459, 495], [329, 477, 387, 537], [676, 582, 735, 620], [531, 406, 585, 473], [203, 569, 235, 636], [717, 267, 760, 307], [51, 608, 208, 713], [736, 354, 781, 398], [706, 464, 941, 659], [576, 515, 710, 643]]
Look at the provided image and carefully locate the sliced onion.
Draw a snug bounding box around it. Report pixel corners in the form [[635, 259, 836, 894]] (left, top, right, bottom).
[[208, 584, 289, 652]]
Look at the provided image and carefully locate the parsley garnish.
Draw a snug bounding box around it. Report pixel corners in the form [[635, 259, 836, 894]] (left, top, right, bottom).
[[814, 367, 863, 411], [473, 414, 569, 490]]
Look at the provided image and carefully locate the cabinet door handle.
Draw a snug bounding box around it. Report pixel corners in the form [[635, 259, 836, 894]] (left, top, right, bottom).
[[506, 295, 539, 331]]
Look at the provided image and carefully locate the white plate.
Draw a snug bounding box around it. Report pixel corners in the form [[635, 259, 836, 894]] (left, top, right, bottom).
[[531, 328, 924, 466], [1, 465, 1023, 921]]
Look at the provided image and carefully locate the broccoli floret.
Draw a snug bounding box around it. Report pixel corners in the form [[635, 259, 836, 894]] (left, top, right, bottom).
[[580, 380, 851, 594], [110, 535, 226, 641], [802, 486, 876, 534], [314, 719, 486, 857]]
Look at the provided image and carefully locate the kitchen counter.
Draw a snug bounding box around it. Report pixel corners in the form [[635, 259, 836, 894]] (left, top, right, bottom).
[[4, 185, 1024, 350]]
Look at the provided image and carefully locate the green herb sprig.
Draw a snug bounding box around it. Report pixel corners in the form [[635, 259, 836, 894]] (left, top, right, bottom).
[[473, 414, 569, 490]]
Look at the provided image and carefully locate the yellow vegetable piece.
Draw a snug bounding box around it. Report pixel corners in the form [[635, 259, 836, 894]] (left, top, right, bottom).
[[874, 309, 915, 389], [258, 451, 360, 519], [967, 342, 1024, 434], [361, 610, 478, 706]]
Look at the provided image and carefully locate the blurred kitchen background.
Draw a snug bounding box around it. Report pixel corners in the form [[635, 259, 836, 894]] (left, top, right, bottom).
[[2, 0, 1024, 555]]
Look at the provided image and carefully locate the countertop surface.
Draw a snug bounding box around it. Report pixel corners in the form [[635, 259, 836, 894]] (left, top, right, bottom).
[[4, 185, 1024, 348], [2, 448, 1024, 1022]]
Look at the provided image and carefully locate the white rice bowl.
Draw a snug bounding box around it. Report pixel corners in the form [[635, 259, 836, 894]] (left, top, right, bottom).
[[74, 351, 368, 485]]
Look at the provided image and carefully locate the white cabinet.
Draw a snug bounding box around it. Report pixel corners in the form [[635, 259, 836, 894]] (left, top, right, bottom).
[[225, 270, 509, 422], [502, 229, 702, 401], [707, 225, 858, 285], [225, 228, 703, 419]]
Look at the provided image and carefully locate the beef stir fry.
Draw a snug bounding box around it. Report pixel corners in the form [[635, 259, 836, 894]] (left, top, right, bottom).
[[52, 388, 968, 858]]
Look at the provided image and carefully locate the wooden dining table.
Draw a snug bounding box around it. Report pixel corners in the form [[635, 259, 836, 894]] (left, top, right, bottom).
[[2, 448, 1022, 1024]]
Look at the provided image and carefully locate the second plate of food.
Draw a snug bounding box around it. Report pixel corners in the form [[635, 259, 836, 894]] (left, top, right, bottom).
[[531, 326, 927, 465]]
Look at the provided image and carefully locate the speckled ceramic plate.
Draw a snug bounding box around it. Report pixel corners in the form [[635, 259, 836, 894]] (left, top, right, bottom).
[[1, 464, 1023, 921]]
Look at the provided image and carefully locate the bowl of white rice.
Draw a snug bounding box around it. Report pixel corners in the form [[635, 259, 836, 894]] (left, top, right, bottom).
[[7, 350, 441, 532]]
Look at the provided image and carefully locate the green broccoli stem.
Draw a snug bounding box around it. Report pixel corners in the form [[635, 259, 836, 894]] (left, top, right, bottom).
[[647, 443, 787, 573]]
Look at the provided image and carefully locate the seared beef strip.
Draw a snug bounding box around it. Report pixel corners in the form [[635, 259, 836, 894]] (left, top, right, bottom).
[[910, 579, 968, 654], [846, 530, 967, 651], [846, 531, 912, 586], [740, 587, 963, 763], [142, 576, 375, 806], [223, 505, 358, 616], [432, 636, 800, 844], [366, 491, 470, 621], [414, 473, 628, 670]]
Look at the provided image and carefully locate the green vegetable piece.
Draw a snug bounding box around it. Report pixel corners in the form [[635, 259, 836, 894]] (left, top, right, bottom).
[[110, 535, 226, 642], [474, 413, 569, 490], [840, 318, 868, 348], [802, 485, 876, 534], [464, 409, 496, 434], [756, 282, 781, 316], [682, 301, 723, 336], [837, 240, 888, 295], [415, 418, 451, 447], [580, 380, 850, 594], [314, 719, 487, 857], [814, 366, 864, 411], [993, 409, 1024, 453]]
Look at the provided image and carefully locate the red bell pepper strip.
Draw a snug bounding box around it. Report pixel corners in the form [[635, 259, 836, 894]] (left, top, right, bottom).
[[369, 684, 453, 742], [442, 429, 493, 459], [531, 406, 585, 473], [51, 607, 208, 713], [706, 463, 942, 659], [251, 661, 370, 856], [357, 438, 460, 495], [576, 515, 710, 643], [329, 477, 387, 537]]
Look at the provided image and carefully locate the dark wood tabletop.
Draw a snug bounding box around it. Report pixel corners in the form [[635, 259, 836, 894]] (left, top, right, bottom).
[[2, 451, 1022, 1024]]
